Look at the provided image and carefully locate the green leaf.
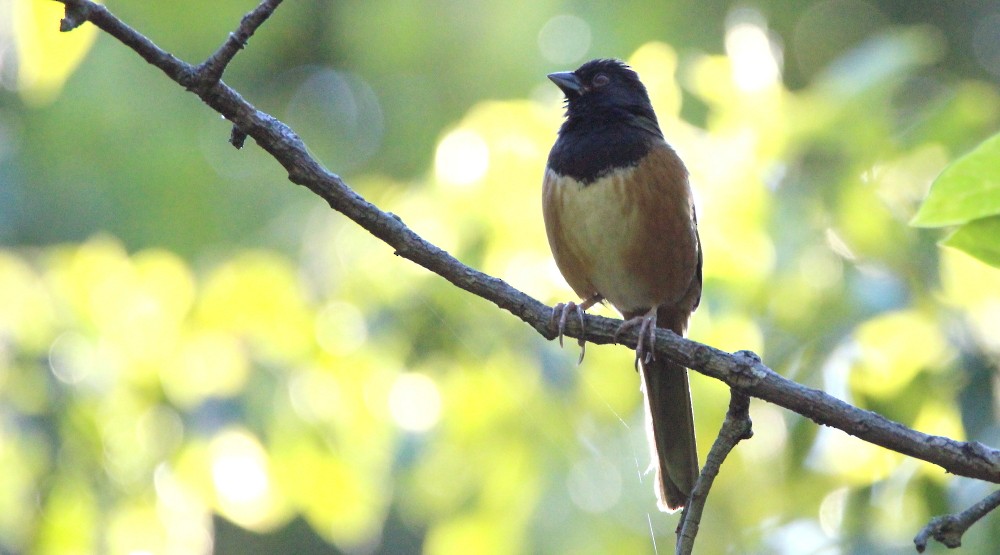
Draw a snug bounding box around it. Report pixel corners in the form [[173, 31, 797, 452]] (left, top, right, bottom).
[[941, 215, 1000, 268], [911, 132, 1000, 227]]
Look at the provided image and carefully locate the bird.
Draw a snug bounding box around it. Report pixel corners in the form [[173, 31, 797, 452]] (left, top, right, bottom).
[[542, 58, 702, 511]]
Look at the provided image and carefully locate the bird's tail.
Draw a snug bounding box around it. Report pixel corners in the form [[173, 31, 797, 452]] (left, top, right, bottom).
[[639, 356, 698, 511]]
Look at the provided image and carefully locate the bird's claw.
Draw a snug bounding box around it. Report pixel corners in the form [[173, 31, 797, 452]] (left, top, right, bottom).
[[551, 295, 601, 364], [614, 307, 658, 369], [552, 301, 588, 363]]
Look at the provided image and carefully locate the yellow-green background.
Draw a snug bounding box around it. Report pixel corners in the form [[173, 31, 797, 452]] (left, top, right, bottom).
[[2, 0, 1000, 553]]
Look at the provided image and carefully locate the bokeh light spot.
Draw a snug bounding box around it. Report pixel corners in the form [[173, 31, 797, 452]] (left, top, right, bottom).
[[435, 129, 489, 187], [538, 15, 592, 65], [284, 68, 384, 173], [388, 373, 442, 432], [48, 332, 95, 385], [738, 403, 787, 463], [818, 487, 848, 536], [566, 456, 621, 513], [315, 301, 368, 356], [725, 9, 782, 91], [288, 368, 342, 423], [210, 430, 273, 528]]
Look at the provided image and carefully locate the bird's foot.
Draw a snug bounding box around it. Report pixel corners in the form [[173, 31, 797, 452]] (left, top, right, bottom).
[[551, 294, 602, 364], [614, 307, 658, 368]]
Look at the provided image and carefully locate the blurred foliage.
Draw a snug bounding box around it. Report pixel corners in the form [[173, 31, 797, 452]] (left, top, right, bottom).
[[7, 0, 98, 105], [2, 0, 1000, 554]]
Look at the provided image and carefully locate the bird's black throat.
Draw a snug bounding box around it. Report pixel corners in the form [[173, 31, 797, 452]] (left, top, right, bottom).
[[547, 114, 660, 184]]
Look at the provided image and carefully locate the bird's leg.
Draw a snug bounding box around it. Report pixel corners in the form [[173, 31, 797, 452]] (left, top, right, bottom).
[[614, 306, 658, 368], [551, 294, 603, 364]]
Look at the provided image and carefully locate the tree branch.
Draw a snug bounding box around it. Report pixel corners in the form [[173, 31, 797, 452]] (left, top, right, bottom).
[[914, 490, 1000, 552], [55, 0, 1000, 546], [676, 387, 753, 554], [195, 0, 283, 85]]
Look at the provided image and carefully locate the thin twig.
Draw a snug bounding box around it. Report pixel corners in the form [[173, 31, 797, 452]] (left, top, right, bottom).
[[914, 490, 1000, 552], [676, 385, 754, 554], [197, 0, 284, 85], [53, 0, 1000, 514], [58, 0, 196, 86], [59, 0, 91, 31]]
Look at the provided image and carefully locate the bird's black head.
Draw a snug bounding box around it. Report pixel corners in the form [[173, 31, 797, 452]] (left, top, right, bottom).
[[546, 59, 664, 182], [547, 59, 661, 138]]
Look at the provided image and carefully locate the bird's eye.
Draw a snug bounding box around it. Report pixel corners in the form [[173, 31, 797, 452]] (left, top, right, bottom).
[[593, 74, 610, 87]]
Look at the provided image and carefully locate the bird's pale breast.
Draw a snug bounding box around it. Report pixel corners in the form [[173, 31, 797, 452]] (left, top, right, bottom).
[[542, 147, 699, 316]]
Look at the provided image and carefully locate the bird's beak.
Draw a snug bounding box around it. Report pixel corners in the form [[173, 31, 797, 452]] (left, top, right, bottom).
[[547, 71, 583, 96]]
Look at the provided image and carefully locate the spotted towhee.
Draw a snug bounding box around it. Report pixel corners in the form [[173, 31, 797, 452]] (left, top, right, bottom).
[[543, 59, 702, 511]]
